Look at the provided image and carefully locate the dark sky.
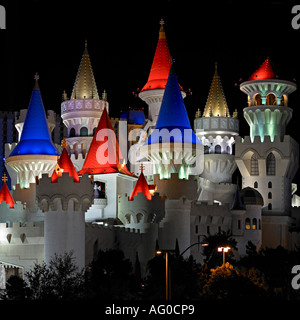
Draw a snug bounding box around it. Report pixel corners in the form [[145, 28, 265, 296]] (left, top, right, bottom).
[[1, 0, 300, 183]]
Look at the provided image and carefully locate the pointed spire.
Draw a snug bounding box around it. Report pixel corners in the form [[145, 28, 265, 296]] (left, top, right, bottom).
[[0, 173, 15, 208], [51, 138, 79, 183], [71, 41, 99, 100], [129, 166, 152, 200], [248, 57, 275, 81], [8, 75, 60, 157], [141, 19, 181, 92], [147, 66, 200, 144], [78, 107, 132, 176], [203, 63, 230, 118]]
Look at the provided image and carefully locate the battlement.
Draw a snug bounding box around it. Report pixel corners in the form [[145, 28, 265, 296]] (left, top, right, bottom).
[[236, 135, 294, 144], [118, 192, 165, 225], [0, 201, 26, 224], [61, 99, 108, 114], [154, 173, 197, 200], [37, 172, 94, 212], [0, 221, 44, 245]]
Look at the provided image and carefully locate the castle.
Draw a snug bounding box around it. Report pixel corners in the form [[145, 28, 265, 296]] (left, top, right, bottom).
[[0, 20, 299, 288]]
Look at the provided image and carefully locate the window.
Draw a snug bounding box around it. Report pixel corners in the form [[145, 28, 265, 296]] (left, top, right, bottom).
[[266, 153, 276, 176], [238, 220, 241, 230], [251, 153, 259, 176], [69, 128, 75, 137], [195, 225, 198, 234], [252, 218, 257, 230], [245, 218, 251, 230], [215, 145, 221, 154], [80, 127, 88, 137], [266, 93, 277, 105], [226, 146, 231, 155], [268, 192, 272, 199], [253, 94, 262, 106], [259, 219, 261, 230], [268, 181, 272, 188], [254, 181, 258, 188], [207, 226, 210, 234], [268, 203, 272, 210]]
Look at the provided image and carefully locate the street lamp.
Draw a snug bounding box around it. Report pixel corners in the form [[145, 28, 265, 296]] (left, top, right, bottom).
[[217, 246, 231, 265], [156, 241, 208, 300]]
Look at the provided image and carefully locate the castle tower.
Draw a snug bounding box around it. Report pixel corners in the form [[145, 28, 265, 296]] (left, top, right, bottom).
[[235, 58, 299, 249], [118, 166, 165, 273], [61, 41, 109, 170], [78, 107, 137, 222], [141, 64, 202, 180], [139, 19, 186, 124], [37, 141, 93, 268], [140, 65, 202, 256], [194, 63, 239, 204], [6, 74, 60, 189]]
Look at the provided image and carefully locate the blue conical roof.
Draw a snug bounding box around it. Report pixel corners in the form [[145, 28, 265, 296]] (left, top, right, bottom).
[[9, 78, 60, 157], [147, 66, 200, 144]]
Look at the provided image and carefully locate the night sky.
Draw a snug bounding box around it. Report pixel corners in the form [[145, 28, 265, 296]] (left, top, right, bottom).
[[0, 0, 300, 183]]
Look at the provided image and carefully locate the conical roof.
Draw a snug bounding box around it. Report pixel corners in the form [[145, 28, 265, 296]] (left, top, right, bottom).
[[248, 58, 275, 81], [0, 174, 15, 208], [51, 140, 79, 183], [9, 75, 60, 157], [129, 171, 152, 201], [203, 63, 230, 117], [147, 65, 200, 144], [78, 107, 132, 176], [141, 20, 183, 92], [71, 41, 99, 100]]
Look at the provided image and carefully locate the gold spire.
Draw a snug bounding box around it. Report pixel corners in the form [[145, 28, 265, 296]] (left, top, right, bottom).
[[203, 63, 230, 118], [159, 18, 166, 39], [71, 41, 99, 100], [61, 137, 68, 149]]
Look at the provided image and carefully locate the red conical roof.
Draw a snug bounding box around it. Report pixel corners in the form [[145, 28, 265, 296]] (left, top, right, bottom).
[[51, 147, 80, 183], [0, 174, 15, 208], [129, 171, 152, 201], [248, 58, 275, 81], [141, 20, 176, 92], [78, 107, 132, 176]]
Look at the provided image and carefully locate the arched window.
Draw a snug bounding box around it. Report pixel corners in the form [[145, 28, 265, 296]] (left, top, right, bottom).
[[268, 203, 272, 210], [259, 219, 261, 230], [280, 94, 287, 107], [268, 192, 272, 199], [245, 218, 251, 230], [268, 181, 272, 188], [226, 146, 231, 154], [253, 94, 262, 106], [80, 127, 88, 137], [93, 127, 97, 136], [215, 145, 221, 154], [252, 218, 257, 230], [266, 93, 277, 105], [266, 152, 276, 176], [251, 154, 259, 176], [69, 128, 76, 137], [254, 181, 258, 188], [136, 213, 143, 223]]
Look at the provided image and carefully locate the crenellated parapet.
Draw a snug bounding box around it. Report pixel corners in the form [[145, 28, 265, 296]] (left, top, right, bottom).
[[118, 192, 165, 227], [36, 172, 94, 213]]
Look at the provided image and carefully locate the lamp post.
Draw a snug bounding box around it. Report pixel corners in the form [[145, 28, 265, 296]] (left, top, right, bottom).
[[217, 246, 231, 265], [156, 241, 208, 300]]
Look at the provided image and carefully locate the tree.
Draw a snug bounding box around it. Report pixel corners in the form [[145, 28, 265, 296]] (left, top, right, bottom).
[[1, 251, 85, 300], [85, 249, 135, 300], [202, 230, 238, 268]]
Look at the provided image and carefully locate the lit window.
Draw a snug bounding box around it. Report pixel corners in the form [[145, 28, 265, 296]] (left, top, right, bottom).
[[245, 218, 251, 230]]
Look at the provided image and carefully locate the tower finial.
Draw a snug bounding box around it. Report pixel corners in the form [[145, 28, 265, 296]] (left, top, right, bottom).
[[159, 18, 166, 39], [2, 173, 8, 184], [85, 39, 87, 49], [61, 137, 68, 149], [34, 72, 40, 89], [139, 164, 145, 173]]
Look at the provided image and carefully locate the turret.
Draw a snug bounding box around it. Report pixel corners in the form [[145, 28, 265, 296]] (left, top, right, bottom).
[[239, 58, 296, 142], [194, 63, 238, 204], [6, 74, 60, 189], [140, 64, 203, 180], [37, 143, 93, 268], [139, 19, 186, 124], [61, 41, 109, 169]]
